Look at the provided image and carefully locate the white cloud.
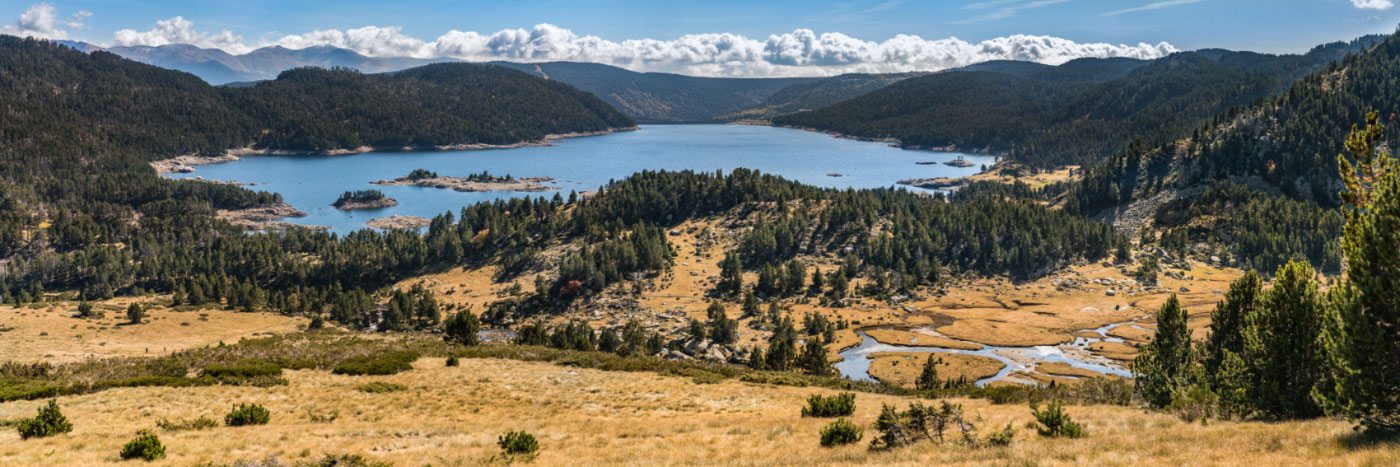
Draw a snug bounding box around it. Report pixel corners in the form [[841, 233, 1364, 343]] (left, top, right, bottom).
[[1104, 0, 1203, 16], [1, 2, 84, 39], [1351, 0, 1395, 10], [102, 17, 1178, 77], [112, 16, 251, 54]]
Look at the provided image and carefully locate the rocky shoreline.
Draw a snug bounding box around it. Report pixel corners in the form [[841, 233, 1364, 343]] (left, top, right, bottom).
[[897, 177, 964, 190], [373, 174, 556, 193], [366, 215, 431, 230], [149, 154, 242, 174], [216, 202, 328, 232]]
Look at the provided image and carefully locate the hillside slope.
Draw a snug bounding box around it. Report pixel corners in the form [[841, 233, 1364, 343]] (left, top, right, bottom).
[[491, 61, 823, 121], [774, 36, 1382, 167]]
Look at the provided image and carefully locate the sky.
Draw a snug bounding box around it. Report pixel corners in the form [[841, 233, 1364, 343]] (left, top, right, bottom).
[[2, 0, 1398, 77]]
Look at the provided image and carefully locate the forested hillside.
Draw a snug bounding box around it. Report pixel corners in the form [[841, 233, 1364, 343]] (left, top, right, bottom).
[[0, 35, 1116, 328], [774, 36, 1382, 167], [1061, 31, 1400, 275], [491, 61, 822, 121], [721, 73, 921, 120]]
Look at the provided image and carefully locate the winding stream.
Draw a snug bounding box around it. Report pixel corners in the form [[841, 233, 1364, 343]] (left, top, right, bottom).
[[836, 322, 1138, 387]]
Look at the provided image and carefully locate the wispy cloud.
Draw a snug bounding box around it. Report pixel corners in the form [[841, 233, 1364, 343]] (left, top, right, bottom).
[[1103, 0, 1203, 16], [1350, 0, 1394, 10], [952, 0, 1070, 24]]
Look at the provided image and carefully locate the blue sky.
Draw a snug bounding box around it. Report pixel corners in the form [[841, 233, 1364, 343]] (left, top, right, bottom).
[[3, 1, 1399, 76]]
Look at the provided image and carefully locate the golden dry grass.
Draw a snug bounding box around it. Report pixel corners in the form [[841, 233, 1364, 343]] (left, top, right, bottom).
[[1, 356, 1393, 465], [866, 352, 1004, 388], [0, 298, 305, 363]]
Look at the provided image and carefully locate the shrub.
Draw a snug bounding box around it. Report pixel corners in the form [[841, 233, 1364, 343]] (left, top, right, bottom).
[[739, 372, 809, 387], [225, 403, 271, 426], [820, 418, 863, 446], [498, 430, 539, 455], [983, 424, 1016, 446], [157, 416, 218, 431], [119, 430, 166, 461], [304, 454, 391, 467], [356, 382, 408, 393], [445, 356, 460, 367], [870, 401, 978, 450], [332, 351, 418, 376], [200, 362, 283, 379], [801, 393, 856, 417], [16, 400, 73, 439], [1167, 383, 1219, 423], [1031, 401, 1085, 438]]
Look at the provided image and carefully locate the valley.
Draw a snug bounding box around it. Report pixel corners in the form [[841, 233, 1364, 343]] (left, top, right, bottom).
[[1, 8, 1398, 465]]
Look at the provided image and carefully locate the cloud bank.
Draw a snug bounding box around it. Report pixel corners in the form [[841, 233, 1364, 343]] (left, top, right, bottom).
[[1351, 0, 1395, 10], [108, 20, 1177, 77], [6, 3, 1178, 77], [1, 2, 89, 39]]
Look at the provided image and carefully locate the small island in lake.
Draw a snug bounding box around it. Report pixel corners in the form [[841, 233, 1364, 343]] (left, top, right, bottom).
[[332, 189, 399, 210], [373, 168, 556, 192], [944, 155, 976, 168]]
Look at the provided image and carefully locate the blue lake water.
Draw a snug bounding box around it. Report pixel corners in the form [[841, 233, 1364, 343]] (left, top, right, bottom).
[[169, 124, 996, 233]]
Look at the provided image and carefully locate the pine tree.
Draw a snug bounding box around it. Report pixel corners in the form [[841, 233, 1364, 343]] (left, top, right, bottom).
[[1203, 271, 1260, 387], [126, 302, 145, 324], [797, 337, 831, 376], [1132, 295, 1194, 408], [1318, 111, 1400, 431], [444, 309, 481, 346], [916, 355, 943, 390], [719, 252, 743, 296], [1236, 260, 1326, 418]]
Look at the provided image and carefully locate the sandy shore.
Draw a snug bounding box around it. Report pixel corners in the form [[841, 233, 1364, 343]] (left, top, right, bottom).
[[366, 215, 431, 230]]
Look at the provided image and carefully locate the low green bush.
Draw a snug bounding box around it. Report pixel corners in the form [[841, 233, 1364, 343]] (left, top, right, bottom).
[[801, 392, 856, 417], [16, 400, 73, 439], [199, 362, 282, 379], [119, 430, 166, 461], [332, 351, 418, 376], [157, 416, 218, 432], [819, 418, 863, 446], [1031, 401, 1085, 438], [225, 403, 271, 426], [739, 372, 810, 387], [498, 430, 539, 455], [983, 424, 1016, 446], [356, 382, 408, 393], [304, 454, 391, 467], [445, 356, 460, 367]]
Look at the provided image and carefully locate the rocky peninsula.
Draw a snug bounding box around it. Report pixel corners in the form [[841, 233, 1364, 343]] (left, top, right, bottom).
[[366, 215, 432, 230], [373, 169, 556, 193], [216, 202, 329, 232]]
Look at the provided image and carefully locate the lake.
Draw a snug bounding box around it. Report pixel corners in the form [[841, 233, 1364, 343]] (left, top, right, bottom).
[[169, 124, 996, 233]]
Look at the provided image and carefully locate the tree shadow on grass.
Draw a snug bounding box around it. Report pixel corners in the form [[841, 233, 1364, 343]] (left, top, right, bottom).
[[1337, 427, 1400, 450]]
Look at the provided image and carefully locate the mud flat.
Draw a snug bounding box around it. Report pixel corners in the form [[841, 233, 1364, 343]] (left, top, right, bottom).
[[373, 174, 557, 193], [366, 215, 431, 230], [216, 202, 328, 231]]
